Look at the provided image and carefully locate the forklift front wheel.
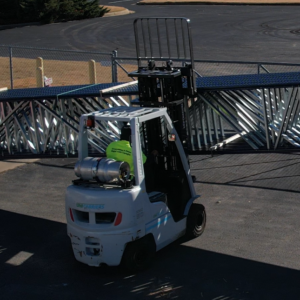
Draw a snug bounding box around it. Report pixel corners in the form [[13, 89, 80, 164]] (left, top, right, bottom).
[[186, 203, 206, 238], [122, 236, 156, 271]]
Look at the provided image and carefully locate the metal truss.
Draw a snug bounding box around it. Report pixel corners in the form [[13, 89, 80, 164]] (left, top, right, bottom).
[[187, 86, 300, 151], [0, 95, 129, 156], [2, 83, 300, 157]]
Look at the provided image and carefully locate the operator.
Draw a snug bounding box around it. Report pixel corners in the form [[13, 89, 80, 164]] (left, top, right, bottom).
[[106, 124, 147, 176]]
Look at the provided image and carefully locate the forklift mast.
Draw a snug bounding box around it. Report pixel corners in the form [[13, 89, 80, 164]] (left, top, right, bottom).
[[129, 18, 196, 171]]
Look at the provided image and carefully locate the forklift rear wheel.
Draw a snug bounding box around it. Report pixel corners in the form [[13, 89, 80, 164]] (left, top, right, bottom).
[[186, 203, 206, 238], [122, 237, 155, 271]]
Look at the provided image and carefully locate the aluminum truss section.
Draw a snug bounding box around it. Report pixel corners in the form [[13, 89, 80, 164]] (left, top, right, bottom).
[[0, 96, 128, 157], [187, 86, 300, 151], [100, 81, 135, 109]]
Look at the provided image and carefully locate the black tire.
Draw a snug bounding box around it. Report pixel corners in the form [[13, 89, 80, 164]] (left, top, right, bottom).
[[122, 236, 155, 271], [186, 203, 206, 238]]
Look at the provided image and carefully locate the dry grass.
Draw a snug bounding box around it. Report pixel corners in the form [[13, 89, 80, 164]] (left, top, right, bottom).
[[104, 6, 127, 12], [0, 57, 137, 89], [0, 57, 12, 88]]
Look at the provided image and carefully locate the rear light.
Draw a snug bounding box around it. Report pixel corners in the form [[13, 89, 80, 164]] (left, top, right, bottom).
[[114, 212, 122, 226], [69, 208, 74, 222], [86, 116, 95, 128]]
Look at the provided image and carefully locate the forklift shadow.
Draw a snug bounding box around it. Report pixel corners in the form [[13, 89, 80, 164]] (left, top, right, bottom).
[[1, 209, 300, 300]]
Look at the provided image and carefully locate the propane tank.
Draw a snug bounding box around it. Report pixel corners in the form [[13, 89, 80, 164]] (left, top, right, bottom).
[[74, 157, 130, 183]]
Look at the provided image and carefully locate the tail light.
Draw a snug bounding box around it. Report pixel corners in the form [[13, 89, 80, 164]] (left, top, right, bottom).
[[86, 116, 95, 128], [69, 208, 75, 222], [114, 212, 122, 226]]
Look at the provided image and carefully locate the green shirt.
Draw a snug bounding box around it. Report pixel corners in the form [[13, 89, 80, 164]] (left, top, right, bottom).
[[106, 140, 147, 175]]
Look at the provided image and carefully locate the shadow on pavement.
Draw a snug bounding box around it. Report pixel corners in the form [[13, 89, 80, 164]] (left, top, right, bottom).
[[194, 179, 300, 194], [1, 209, 300, 300], [191, 153, 300, 194]]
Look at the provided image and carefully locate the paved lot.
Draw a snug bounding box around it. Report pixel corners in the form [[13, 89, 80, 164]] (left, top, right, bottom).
[[2, 5, 300, 62], [1, 153, 300, 299]]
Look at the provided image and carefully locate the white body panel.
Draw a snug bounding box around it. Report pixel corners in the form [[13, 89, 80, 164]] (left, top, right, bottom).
[[144, 201, 186, 251], [66, 184, 187, 266]]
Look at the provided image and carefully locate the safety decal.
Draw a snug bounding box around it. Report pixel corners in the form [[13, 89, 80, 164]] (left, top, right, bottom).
[[145, 212, 172, 233]]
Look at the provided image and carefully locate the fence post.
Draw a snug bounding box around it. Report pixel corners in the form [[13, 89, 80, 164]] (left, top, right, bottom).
[[111, 50, 118, 83], [9, 47, 13, 89], [36, 57, 44, 87], [89, 60, 97, 84]]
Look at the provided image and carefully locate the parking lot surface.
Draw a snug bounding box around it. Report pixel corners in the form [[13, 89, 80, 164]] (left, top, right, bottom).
[[1, 153, 300, 299]]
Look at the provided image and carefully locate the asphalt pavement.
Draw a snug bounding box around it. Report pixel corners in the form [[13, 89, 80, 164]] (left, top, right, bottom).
[[2, 5, 300, 62], [1, 153, 300, 299]]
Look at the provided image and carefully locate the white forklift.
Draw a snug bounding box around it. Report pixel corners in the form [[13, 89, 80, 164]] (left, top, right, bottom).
[[66, 106, 206, 270], [65, 17, 206, 270]]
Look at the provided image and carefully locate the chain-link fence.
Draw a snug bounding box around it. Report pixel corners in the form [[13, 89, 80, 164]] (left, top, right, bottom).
[[115, 57, 138, 83], [0, 45, 115, 89], [194, 60, 300, 77], [194, 61, 259, 77], [2, 45, 300, 90], [115, 56, 300, 79]]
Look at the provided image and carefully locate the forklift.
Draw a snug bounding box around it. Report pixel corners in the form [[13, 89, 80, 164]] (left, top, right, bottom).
[[65, 18, 206, 270]]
